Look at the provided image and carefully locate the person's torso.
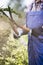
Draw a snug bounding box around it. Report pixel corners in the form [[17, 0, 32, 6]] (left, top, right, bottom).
[[26, 2, 43, 36]]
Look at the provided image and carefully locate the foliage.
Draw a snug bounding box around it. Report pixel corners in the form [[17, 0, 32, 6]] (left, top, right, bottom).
[[0, 34, 28, 65], [0, 0, 28, 64], [9, 0, 24, 11]]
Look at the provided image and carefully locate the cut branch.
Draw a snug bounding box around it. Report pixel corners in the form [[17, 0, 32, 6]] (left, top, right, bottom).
[[0, 8, 21, 16]]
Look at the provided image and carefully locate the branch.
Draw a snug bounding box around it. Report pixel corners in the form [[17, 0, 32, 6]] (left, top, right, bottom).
[[8, 6, 19, 35], [0, 8, 21, 17]]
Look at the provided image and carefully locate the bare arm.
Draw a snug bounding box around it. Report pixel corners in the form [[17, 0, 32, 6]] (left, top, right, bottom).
[[13, 25, 30, 38], [19, 25, 30, 35], [14, 24, 30, 38], [8, 6, 30, 37]]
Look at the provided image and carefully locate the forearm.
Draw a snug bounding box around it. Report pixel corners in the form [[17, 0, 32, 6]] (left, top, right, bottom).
[[14, 22, 30, 36], [16, 23, 30, 33], [11, 22, 30, 38], [19, 25, 30, 33], [17, 26, 30, 37]]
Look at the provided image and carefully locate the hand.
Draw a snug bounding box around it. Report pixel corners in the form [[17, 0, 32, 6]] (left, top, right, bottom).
[[13, 33, 20, 39]]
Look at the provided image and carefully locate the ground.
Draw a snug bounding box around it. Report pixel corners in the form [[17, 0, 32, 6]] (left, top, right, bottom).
[[0, 15, 28, 65]]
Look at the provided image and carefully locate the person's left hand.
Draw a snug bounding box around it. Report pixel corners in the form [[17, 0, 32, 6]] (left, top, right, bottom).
[[13, 33, 20, 39]]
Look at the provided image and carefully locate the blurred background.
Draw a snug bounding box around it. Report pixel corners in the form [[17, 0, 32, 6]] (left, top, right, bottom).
[[0, 0, 33, 65]]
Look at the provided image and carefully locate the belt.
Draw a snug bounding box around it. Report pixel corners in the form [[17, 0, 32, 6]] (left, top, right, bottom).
[[32, 30, 43, 37], [31, 31, 39, 37], [31, 26, 43, 37]]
